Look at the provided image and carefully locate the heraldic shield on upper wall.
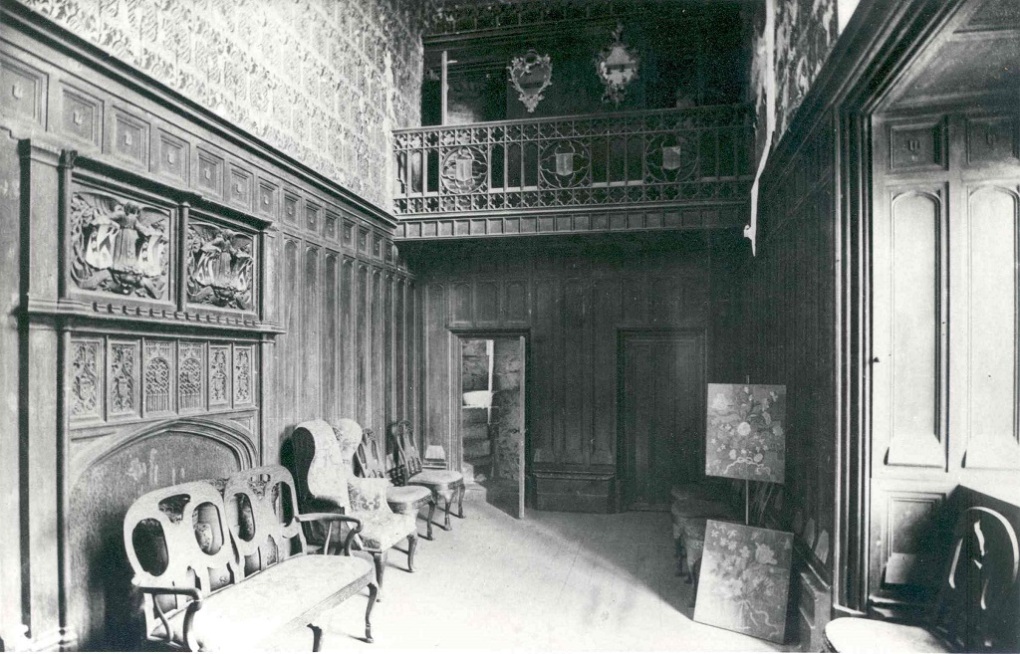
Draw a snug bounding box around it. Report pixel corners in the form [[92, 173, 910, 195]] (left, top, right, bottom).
[[70, 191, 170, 300], [705, 383, 786, 483]]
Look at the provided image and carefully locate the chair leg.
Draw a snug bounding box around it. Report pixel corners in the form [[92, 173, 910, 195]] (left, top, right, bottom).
[[424, 499, 436, 540], [674, 537, 685, 577], [689, 559, 702, 607], [310, 624, 323, 651], [407, 533, 418, 572], [365, 581, 378, 643], [440, 490, 455, 530], [457, 483, 466, 519], [372, 551, 386, 601]]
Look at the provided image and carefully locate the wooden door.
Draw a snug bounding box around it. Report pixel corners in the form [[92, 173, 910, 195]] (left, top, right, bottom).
[[619, 331, 704, 510], [869, 111, 1020, 611]]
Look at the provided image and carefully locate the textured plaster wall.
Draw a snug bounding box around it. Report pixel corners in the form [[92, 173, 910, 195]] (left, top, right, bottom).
[[16, 0, 432, 210]]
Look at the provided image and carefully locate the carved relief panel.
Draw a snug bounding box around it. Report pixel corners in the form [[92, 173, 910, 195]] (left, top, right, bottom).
[[68, 335, 259, 427], [69, 188, 172, 301], [185, 219, 257, 312], [63, 158, 269, 326], [70, 339, 104, 422]]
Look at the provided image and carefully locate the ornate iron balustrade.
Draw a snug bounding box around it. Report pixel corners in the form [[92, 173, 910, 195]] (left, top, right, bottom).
[[393, 104, 754, 216]]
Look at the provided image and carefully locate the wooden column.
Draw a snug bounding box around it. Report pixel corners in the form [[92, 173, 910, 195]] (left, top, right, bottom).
[[18, 139, 74, 650]]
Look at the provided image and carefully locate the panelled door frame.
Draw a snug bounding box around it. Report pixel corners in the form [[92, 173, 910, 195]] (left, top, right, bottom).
[[449, 328, 531, 503], [616, 328, 707, 511]]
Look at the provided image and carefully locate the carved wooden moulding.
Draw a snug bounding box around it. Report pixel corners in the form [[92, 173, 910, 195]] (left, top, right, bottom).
[[70, 191, 171, 300], [186, 220, 256, 312]]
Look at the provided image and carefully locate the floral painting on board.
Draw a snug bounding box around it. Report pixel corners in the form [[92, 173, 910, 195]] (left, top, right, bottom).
[[693, 520, 793, 643], [705, 384, 786, 483]]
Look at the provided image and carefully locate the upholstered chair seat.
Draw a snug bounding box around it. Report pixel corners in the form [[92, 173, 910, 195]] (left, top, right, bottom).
[[409, 469, 464, 486], [823, 618, 951, 653]]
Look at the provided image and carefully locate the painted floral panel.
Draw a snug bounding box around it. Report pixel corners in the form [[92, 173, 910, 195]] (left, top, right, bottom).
[[705, 384, 786, 483], [694, 520, 793, 643]]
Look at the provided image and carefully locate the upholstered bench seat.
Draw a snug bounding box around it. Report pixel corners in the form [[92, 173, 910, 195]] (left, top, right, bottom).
[[150, 555, 374, 651], [823, 617, 951, 653], [124, 469, 379, 651]]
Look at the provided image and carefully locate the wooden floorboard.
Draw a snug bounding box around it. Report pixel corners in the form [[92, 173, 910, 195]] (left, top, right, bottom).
[[299, 493, 789, 651]]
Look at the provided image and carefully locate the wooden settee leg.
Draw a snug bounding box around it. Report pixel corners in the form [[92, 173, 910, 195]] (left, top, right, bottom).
[[365, 582, 378, 643], [457, 484, 466, 519], [407, 534, 418, 572]]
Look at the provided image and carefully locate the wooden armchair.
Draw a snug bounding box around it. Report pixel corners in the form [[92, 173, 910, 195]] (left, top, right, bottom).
[[290, 419, 419, 599], [356, 428, 437, 540], [824, 505, 1020, 652], [389, 420, 466, 531]]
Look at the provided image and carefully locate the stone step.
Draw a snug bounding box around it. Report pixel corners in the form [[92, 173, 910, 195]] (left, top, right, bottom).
[[463, 438, 491, 459], [461, 423, 490, 442], [461, 406, 489, 426]]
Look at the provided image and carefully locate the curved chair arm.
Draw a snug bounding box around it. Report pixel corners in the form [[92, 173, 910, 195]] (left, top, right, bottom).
[[297, 512, 363, 555], [135, 584, 204, 651]]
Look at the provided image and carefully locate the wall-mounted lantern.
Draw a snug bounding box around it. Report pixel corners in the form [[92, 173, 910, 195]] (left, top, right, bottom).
[[508, 49, 553, 113], [595, 23, 639, 106]]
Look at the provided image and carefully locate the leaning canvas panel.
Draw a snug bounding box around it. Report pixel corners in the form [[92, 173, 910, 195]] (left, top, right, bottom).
[[693, 520, 793, 643], [705, 384, 786, 483]]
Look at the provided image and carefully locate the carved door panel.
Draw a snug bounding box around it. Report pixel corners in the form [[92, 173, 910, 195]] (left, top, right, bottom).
[[870, 112, 1020, 611], [619, 331, 704, 510]]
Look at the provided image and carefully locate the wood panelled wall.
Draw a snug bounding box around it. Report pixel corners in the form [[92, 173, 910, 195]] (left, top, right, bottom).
[[273, 234, 417, 455], [407, 231, 746, 512], [735, 108, 839, 648], [0, 8, 416, 650]]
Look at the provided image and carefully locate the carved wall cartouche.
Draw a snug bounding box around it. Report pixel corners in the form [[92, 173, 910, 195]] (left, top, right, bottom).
[[70, 192, 170, 299], [186, 221, 255, 311]]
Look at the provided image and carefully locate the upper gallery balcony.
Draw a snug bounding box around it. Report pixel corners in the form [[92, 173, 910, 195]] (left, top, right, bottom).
[[392, 104, 754, 240]]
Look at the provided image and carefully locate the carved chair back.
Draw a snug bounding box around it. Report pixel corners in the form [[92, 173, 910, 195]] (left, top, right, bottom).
[[123, 480, 240, 636], [389, 420, 423, 482], [222, 465, 308, 577], [355, 429, 387, 479], [931, 505, 1020, 651]]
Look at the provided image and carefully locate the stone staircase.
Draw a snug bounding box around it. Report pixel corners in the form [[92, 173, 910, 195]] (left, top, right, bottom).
[[461, 406, 491, 484]]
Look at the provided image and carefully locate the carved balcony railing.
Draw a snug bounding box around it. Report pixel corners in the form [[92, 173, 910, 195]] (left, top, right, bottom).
[[393, 104, 754, 217]]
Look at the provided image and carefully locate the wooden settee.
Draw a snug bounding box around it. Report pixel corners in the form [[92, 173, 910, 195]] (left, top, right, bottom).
[[123, 465, 378, 651]]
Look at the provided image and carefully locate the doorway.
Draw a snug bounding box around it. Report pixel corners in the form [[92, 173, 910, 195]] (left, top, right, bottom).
[[618, 330, 705, 510], [456, 333, 527, 518]]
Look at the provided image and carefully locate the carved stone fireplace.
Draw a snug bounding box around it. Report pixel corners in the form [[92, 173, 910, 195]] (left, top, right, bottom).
[[67, 418, 257, 649]]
